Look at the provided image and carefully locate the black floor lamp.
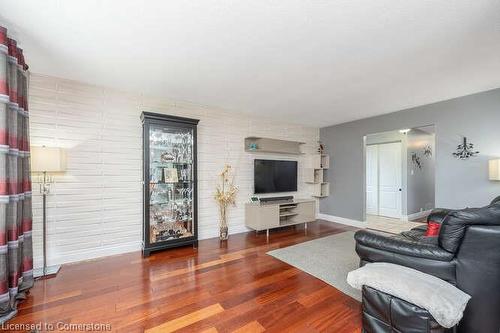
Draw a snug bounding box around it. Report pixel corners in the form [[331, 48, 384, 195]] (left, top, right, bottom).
[[31, 146, 66, 277]]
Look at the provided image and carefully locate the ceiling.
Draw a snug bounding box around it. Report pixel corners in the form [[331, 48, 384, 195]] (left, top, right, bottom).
[[1, 1, 500, 127]]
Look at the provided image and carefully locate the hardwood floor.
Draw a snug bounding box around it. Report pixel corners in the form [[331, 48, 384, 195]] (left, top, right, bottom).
[[12, 221, 361, 332]]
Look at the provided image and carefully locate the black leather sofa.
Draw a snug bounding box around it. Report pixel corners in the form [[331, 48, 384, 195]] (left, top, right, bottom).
[[355, 196, 500, 333]]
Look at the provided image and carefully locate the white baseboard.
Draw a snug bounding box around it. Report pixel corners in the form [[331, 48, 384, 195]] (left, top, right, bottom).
[[32, 225, 254, 271], [402, 210, 432, 222], [32, 243, 140, 270], [199, 225, 251, 240], [317, 213, 366, 228], [229, 225, 252, 235]]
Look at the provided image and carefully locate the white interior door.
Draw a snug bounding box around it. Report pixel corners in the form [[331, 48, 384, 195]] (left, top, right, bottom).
[[377, 142, 402, 218], [366, 145, 379, 215]]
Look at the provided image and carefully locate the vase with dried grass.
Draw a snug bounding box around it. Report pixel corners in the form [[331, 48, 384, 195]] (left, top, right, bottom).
[[214, 165, 238, 240]]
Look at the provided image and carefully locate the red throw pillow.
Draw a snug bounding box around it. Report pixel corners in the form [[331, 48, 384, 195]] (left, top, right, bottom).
[[425, 221, 441, 237]]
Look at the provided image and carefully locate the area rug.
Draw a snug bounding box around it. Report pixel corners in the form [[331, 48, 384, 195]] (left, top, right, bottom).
[[267, 231, 361, 300]]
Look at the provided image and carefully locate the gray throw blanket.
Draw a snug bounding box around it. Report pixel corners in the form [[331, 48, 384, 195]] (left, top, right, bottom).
[[347, 263, 470, 328]]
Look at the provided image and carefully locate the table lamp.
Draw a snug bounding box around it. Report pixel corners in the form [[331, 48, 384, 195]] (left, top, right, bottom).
[[489, 159, 500, 181], [31, 146, 66, 277]]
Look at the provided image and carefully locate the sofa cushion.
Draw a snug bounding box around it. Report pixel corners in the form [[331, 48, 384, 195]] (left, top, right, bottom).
[[439, 202, 500, 253], [401, 226, 439, 245], [401, 228, 425, 241]]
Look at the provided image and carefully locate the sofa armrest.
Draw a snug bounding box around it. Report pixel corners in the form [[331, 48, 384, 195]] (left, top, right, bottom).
[[354, 230, 454, 261]]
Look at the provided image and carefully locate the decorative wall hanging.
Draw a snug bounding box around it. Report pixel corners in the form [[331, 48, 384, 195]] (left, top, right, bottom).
[[423, 145, 432, 158], [452, 137, 479, 159], [214, 165, 238, 240], [411, 152, 422, 170]]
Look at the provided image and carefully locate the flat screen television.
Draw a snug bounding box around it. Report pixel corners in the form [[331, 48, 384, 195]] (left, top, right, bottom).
[[254, 159, 297, 194]]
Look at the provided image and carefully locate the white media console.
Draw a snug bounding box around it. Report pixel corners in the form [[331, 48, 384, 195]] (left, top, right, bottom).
[[245, 199, 316, 239]]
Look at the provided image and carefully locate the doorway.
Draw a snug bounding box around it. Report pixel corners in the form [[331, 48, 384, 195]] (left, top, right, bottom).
[[363, 126, 436, 233], [366, 142, 402, 219]]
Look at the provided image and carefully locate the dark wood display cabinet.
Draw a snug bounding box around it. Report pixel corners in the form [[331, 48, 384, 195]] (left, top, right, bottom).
[[141, 112, 199, 256]]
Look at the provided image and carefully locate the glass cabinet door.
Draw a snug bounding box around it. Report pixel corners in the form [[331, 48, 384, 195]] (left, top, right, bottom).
[[148, 124, 194, 244]]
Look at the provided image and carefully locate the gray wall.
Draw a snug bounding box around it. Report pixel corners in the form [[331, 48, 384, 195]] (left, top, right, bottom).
[[320, 88, 500, 221], [406, 128, 435, 215]]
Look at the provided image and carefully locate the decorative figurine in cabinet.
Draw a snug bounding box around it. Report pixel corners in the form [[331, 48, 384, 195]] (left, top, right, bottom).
[[141, 112, 199, 256]]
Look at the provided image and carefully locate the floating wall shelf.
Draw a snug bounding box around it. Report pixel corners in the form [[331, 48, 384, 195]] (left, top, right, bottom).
[[244, 137, 305, 155], [305, 154, 331, 198], [312, 182, 330, 198]]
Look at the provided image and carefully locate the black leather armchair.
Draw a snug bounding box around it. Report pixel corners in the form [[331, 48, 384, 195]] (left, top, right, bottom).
[[355, 197, 500, 333]]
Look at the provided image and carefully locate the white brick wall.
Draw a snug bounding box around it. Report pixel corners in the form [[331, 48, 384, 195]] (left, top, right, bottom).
[[29, 74, 319, 267]]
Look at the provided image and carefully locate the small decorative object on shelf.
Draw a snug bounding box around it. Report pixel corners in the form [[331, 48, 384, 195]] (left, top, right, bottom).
[[141, 112, 199, 256], [214, 165, 238, 241], [453, 137, 479, 160], [317, 141, 325, 154], [248, 143, 258, 150], [161, 152, 175, 162], [164, 168, 179, 183]]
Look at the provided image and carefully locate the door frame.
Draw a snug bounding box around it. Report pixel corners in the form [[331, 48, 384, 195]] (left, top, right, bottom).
[[365, 144, 379, 215]]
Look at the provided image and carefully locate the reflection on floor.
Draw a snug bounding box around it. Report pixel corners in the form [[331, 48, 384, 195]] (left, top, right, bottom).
[[366, 214, 425, 234]]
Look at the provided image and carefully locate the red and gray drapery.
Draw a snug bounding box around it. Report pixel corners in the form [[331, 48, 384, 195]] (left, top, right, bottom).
[[0, 26, 34, 322]]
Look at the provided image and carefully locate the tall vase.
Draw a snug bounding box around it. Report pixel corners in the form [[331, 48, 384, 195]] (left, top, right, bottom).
[[219, 206, 228, 240], [219, 223, 228, 241]]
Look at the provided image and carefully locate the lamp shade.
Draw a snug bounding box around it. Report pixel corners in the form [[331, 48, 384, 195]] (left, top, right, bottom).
[[31, 147, 66, 172], [489, 159, 500, 181]]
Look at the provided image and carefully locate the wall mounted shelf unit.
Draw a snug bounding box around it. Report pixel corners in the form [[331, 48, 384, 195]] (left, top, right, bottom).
[[309, 154, 330, 169], [305, 154, 330, 198], [244, 137, 304, 155], [304, 168, 324, 183], [312, 182, 330, 198]]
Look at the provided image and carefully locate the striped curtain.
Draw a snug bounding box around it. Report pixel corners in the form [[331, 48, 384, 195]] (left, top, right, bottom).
[[0, 26, 34, 322]]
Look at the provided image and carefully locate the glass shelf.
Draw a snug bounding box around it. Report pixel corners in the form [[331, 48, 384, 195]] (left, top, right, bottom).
[[151, 161, 192, 165], [155, 232, 193, 242], [150, 199, 192, 205], [150, 181, 194, 185]]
